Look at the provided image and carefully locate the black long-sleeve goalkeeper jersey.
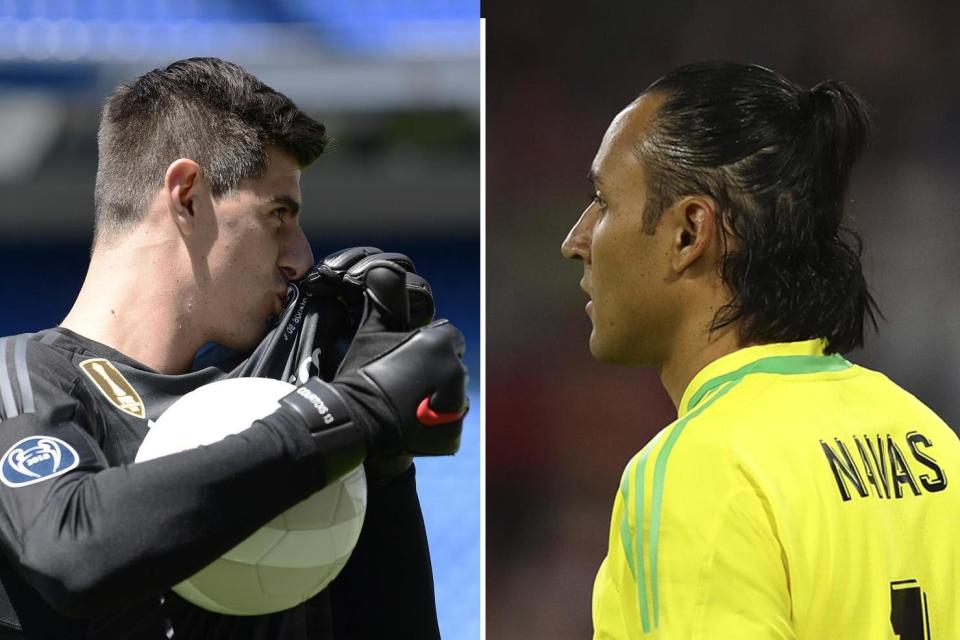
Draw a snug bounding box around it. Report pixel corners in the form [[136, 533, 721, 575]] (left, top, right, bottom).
[[0, 328, 440, 639]]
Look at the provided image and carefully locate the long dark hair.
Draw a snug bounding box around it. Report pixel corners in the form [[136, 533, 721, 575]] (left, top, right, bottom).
[[637, 61, 880, 353]]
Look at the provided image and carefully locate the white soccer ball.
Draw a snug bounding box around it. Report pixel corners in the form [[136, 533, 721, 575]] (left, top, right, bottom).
[[135, 377, 367, 616]]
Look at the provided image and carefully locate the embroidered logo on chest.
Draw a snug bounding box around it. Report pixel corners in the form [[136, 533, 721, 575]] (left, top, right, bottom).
[[79, 358, 146, 419]]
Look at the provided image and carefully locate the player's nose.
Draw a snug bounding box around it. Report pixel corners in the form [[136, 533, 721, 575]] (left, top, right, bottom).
[[279, 224, 315, 281], [561, 204, 594, 262]]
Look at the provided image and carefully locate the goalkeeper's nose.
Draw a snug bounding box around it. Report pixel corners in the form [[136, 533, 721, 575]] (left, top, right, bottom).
[[561, 202, 595, 263], [279, 223, 316, 281]]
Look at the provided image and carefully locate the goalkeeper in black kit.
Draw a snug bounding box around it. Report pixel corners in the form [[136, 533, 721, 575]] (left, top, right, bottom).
[[0, 57, 468, 639]]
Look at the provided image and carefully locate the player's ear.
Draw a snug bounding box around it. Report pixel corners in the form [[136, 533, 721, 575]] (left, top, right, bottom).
[[668, 195, 720, 274], [164, 158, 204, 236]]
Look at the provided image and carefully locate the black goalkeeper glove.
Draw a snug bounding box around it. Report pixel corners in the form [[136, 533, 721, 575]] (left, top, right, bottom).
[[299, 246, 435, 330], [294, 247, 435, 381], [230, 246, 434, 384], [276, 263, 467, 476]]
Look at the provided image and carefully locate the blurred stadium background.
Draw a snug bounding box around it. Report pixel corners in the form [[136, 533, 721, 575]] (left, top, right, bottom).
[[0, 1, 479, 638], [487, 3, 959, 638]]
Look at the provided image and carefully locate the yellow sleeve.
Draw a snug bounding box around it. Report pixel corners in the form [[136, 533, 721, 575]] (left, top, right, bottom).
[[594, 424, 797, 639], [672, 483, 795, 639], [593, 464, 635, 639], [593, 556, 628, 640]]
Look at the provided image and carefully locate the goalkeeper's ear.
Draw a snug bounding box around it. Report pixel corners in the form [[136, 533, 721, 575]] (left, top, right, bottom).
[[361, 264, 411, 333], [664, 194, 722, 276], [164, 158, 206, 236]]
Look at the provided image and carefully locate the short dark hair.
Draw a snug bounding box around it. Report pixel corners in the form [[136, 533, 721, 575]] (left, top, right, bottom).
[[94, 57, 328, 240], [636, 61, 880, 354]]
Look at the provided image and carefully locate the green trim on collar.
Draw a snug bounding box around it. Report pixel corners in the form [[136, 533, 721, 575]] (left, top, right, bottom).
[[686, 353, 851, 413]]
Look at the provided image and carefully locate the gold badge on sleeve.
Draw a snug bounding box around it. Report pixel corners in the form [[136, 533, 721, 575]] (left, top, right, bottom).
[[79, 358, 146, 419]]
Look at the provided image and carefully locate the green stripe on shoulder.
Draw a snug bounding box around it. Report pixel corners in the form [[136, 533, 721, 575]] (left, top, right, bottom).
[[633, 449, 651, 632], [619, 465, 636, 580], [687, 353, 851, 412], [617, 433, 666, 634], [647, 377, 743, 629]]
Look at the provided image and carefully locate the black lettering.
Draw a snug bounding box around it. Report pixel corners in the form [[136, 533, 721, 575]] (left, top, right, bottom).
[[887, 436, 921, 498], [853, 436, 884, 499], [906, 431, 947, 493], [865, 435, 891, 499], [820, 439, 867, 501]]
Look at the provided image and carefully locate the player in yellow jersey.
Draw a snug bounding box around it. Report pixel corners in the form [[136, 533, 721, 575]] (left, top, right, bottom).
[[561, 62, 960, 639]]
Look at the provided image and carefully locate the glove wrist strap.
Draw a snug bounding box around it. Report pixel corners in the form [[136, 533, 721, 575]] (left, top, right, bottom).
[[277, 379, 368, 485], [280, 378, 352, 429]]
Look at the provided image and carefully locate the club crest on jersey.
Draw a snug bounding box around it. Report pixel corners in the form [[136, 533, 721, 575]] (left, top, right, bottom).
[[79, 358, 145, 419], [0, 436, 79, 487]]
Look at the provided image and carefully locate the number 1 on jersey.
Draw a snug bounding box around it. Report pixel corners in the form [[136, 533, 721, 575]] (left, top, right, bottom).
[[890, 579, 931, 640]]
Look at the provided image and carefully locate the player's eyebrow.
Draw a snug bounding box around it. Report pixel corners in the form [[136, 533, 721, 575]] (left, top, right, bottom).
[[268, 195, 301, 217]]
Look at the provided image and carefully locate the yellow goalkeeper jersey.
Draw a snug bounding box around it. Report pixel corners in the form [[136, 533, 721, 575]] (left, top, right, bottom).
[[593, 339, 960, 640]]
